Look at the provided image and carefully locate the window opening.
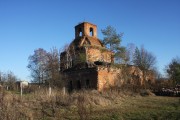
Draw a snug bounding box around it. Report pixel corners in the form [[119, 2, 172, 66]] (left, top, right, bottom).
[[77, 80, 81, 89], [79, 28, 82, 37], [90, 27, 94, 36], [86, 79, 90, 88], [69, 81, 73, 92]]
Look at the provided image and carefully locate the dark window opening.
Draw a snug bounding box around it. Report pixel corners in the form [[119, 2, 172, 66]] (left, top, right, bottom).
[[69, 81, 73, 92], [76, 47, 80, 50], [77, 80, 81, 90], [79, 28, 82, 37], [90, 27, 94, 36], [86, 79, 90, 88], [94, 61, 103, 65], [72, 60, 74, 67]]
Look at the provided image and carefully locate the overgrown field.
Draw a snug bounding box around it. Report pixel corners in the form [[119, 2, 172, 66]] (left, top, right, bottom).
[[0, 88, 180, 120]]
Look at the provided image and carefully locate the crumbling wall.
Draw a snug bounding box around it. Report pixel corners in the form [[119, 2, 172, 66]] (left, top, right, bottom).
[[63, 68, 98, 91], [63, 65, 155, 92], [87, 47, 112, 63], [97, 66, 121, 91], [96, 65, 155, 91], [126, 66, 155, 85], [126, 66, 143, 85]]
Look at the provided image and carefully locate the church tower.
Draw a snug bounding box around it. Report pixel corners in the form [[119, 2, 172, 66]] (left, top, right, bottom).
[[75, 22, 97, 38], [60, 22, 113, 71]]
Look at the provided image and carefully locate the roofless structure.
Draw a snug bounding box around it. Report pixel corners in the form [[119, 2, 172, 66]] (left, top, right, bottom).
[[60, 22, 155, 91]]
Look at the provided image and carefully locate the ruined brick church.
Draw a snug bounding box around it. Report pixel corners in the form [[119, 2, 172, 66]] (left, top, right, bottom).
[[60, 22, 155, 91]]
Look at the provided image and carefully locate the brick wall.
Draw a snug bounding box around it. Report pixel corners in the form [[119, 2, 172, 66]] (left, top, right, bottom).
[[63, 68, 98, 91], [87, 47, 112, 63], [97, 66, 121, 91], [97, 65, 155, 91]]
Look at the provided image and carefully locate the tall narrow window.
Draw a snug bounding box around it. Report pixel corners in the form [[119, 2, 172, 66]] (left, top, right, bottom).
[[77, 80, 81, 90], [79, 28, 82, 37], [69, 81, 73, 92], [86, 79, 90, 88], [90, 27, 94, 36]]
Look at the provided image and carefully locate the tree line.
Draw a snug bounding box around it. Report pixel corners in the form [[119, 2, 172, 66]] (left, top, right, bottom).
[[102, 26, 180, 86], [0, 71, 19, 90]]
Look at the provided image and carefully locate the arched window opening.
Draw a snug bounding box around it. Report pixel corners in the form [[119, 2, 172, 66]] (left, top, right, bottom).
[[79, 28, 82, 37], [77, 80, 81, 90], [90, 27, 94, 36]]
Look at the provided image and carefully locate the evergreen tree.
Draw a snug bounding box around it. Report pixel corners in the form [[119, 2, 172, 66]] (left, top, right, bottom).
[[101, 25, 122, 52], [166, 57, 180, 85], [101, 26, 126, 64]]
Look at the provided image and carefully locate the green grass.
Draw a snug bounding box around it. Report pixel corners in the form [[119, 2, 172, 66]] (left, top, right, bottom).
[[88, 96, 180, 120]]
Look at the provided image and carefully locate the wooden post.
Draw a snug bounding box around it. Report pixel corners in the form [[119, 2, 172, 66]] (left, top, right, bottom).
[[63, 87, 66, 96], [49, 87, 52, 97], [20, 82, 23, 98]]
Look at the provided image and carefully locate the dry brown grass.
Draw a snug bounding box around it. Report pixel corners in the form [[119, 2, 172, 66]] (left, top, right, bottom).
[[0, 88, 126, 120], [0, 87, 179, 120], [0, 90, 33, 120]]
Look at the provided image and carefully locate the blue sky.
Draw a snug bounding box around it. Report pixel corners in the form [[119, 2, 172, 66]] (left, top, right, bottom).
[[0, 0, 180, 81]]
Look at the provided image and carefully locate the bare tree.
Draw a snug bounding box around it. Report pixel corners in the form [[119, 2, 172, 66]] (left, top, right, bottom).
[[6, 71, 17, 90], [125, 43, 136, 65], [60, 43, 72, 70], [46, 47, 62, 87], [0, 71, 18, 90], [27, 48, 49, 84], [133, 46, 156, 86]]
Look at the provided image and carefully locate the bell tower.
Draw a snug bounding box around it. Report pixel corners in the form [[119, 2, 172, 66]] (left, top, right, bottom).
[[75, 22, 97, 38]]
